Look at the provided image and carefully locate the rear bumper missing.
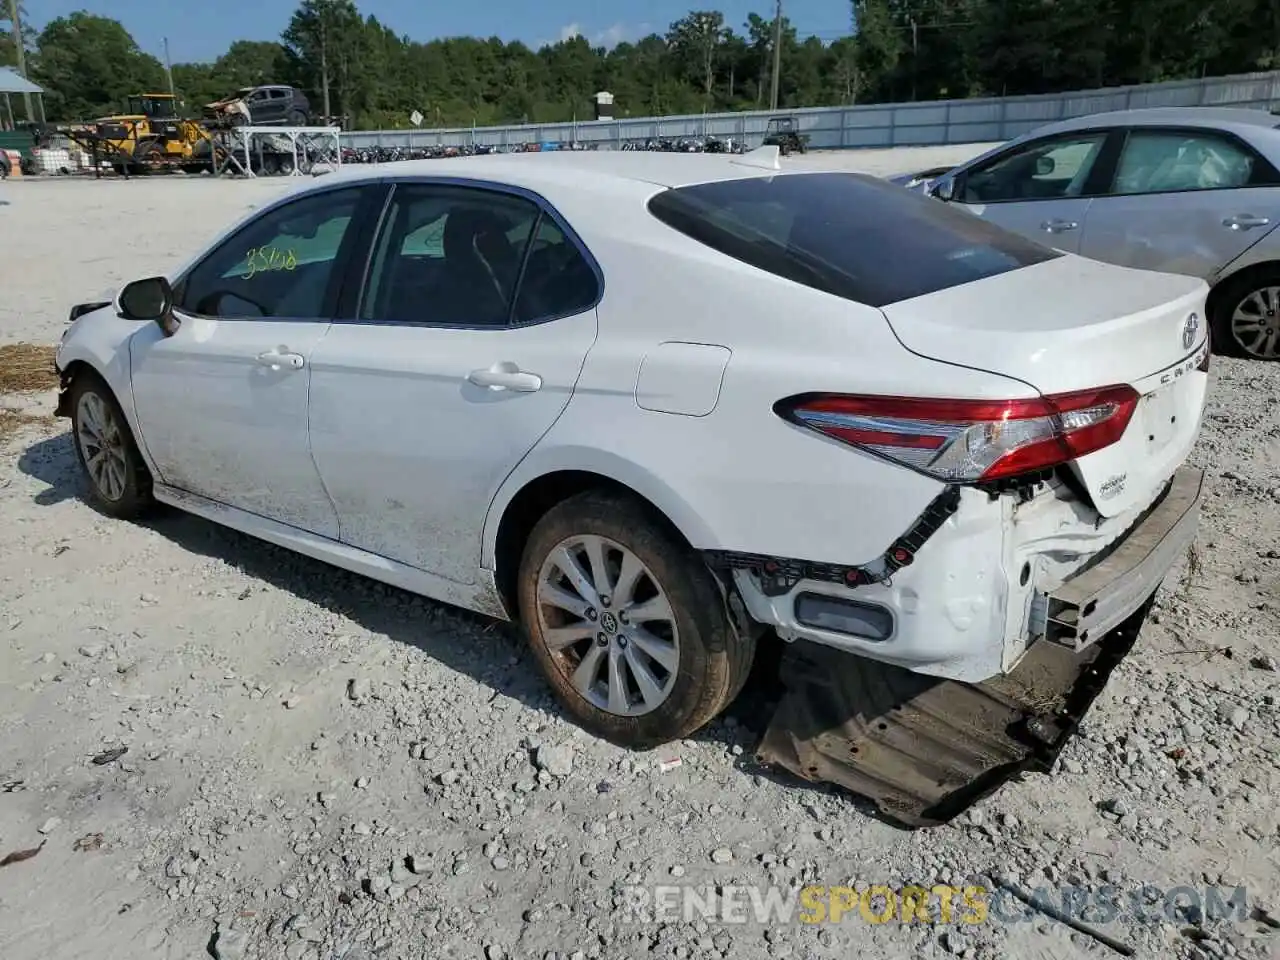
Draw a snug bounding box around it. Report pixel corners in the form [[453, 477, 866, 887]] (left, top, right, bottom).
[[753, 467, 1203, 827], [1041, 466, 1203, 650]]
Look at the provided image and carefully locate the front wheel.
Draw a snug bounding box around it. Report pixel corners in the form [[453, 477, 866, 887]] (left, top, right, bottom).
[[69, 374, 155, 518], [517, 491, 754, 749], [1211, 270, 1280, 361]]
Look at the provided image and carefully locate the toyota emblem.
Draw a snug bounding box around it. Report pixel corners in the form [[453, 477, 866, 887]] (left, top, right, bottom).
[[1181, 312, 1199, 351]]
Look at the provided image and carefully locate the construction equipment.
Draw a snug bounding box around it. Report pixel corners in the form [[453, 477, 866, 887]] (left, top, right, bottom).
[[99, 93, 210, 171]]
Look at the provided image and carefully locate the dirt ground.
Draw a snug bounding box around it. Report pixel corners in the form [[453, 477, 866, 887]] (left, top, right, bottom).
[[0, 147, 1277, 960]]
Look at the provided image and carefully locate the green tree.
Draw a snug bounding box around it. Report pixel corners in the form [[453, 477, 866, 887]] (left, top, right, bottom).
[[282, 0, 362, 119], [32, 12, 167, 120], [667, 11, 728, 110], [0, 1, 33, 69]]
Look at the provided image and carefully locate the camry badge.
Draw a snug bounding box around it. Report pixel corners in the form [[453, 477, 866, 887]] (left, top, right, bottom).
[[1182, 313, 1199, 351]]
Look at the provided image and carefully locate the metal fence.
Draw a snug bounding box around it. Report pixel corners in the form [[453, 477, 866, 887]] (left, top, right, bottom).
[[341, 70, 1280, 151]]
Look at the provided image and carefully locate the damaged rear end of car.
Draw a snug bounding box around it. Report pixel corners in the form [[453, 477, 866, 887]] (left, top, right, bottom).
[[647, 170, 1209, 826]]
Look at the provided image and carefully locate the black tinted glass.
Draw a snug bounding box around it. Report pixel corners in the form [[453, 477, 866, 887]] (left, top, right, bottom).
[[647, 172, 1059, 307], [512, 217, 599, 323]]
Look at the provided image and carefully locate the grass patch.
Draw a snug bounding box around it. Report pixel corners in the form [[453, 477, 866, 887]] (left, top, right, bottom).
[[0, 406, 57, 443], [0, 343, 59, 393]]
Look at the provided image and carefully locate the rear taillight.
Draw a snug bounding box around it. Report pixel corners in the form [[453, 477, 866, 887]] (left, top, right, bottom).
[[776, 385, 1140, 483]]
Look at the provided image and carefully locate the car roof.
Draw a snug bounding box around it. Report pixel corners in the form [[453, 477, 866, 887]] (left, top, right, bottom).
[[1032, 106, 1280, 137], [297, 149, 811, 202]]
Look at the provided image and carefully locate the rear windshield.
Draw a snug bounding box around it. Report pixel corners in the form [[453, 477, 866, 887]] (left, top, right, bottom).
[[646, 171, 1059, 307]]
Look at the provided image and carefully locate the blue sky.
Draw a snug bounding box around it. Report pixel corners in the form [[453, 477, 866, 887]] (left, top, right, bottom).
[[31, 0, 853, 64]]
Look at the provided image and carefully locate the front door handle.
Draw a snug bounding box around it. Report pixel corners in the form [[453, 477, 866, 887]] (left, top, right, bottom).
[[255, 349, 305, 371], [467, 362, 542, 393], [1223, 214, 1271, 230], [1041, 219, 1079, 233]]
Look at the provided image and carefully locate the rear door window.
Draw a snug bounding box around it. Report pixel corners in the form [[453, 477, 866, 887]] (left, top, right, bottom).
[[647, 172, 1059, 308], [1111, 129, 1274, 193]]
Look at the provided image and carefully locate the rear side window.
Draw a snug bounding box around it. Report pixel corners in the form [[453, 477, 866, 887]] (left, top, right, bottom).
[[646, 172, 1059, 307]]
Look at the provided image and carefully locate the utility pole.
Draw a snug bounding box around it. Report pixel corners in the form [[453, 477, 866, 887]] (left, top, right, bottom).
[[163, 37, 176, 99], [768, 0, 783, 111], [6, 0, 33, 119], [910, 17, 918, 101]]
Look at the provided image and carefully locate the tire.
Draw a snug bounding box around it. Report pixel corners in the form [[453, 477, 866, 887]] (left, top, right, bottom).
[[517, 491, 755, 749], [1211, 269, 1280, 361], [286, 109, 308, 126], [69, 373, 155, 519], [0, 152, 9, 179]]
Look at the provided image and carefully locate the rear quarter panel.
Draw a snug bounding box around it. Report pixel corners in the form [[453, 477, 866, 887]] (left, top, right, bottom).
[[484, 222, 1041, 569]]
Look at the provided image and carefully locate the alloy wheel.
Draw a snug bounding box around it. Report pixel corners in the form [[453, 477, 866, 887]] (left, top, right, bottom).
[[76, 391, 129, 502], [1230, 286, 1280, 359], [535, 534, 681, 717]]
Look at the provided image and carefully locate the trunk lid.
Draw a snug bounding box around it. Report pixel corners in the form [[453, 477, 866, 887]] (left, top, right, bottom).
[[880, 256, 1210, 517]]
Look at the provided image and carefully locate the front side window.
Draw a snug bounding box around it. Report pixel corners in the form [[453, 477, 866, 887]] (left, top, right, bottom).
[[176, 186, 364, 319], [962, 133, 1108, 203], [361, 184, 540, 326], [1112, 130, 1260, 193], [647, 172, 1058, 308]]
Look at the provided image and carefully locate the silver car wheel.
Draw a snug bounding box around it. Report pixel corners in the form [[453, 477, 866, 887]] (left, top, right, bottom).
[[535, 534, 680, 717], [1230, 286, 1280, 359], [76, 390, 128, 502]]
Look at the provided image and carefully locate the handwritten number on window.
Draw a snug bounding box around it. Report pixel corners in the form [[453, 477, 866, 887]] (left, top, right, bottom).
[[241, 246, 299, 280]]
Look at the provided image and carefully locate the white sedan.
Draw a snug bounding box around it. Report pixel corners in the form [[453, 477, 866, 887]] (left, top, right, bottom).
[[55, 148, 1209, 824]]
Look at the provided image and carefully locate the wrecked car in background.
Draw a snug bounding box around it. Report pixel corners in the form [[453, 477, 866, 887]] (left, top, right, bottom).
[[204, 85, 312, 128]]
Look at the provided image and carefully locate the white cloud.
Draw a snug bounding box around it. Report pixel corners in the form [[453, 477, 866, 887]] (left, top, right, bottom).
[[544, 21, 647, 50], [593, 23, 629, 47]]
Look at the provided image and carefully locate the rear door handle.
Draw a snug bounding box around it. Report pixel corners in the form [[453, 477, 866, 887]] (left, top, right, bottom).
[[255, 349, 305, 371], [467, 362, 542, 393], [1041, 219, 1079, 233], [1223, 214, 1270, 230]]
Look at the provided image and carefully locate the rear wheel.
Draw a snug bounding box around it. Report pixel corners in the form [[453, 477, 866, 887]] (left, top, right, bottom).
[[69, 374, 154, 518], [0, 152, 9, 179], [517, 491, 754, 749], [1211, 269, 1280, 361]]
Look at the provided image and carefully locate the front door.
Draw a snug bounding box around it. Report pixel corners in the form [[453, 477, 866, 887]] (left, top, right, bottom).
[[308, 181, 601, 584], [949, 130, 1116, 254], [1078, 126, 1280, 279], [129, 184, 376, 538]]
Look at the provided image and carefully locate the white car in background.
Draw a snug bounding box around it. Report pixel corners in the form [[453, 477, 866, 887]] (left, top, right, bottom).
[[54, 149, 1208, 824], [911, 107, 1280, 361]]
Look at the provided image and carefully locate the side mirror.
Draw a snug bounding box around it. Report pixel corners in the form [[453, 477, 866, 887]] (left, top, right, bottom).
[[118, 276, 178, 335], [1035, 155, 1056, 176], [932, 177, 956, 202]]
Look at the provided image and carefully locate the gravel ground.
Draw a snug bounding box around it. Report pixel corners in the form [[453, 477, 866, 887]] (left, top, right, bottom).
[[1, 145, 1278, 960]]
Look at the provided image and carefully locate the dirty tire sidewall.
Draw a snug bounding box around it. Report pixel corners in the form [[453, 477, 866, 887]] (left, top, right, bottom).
[[518, 491, 743, 750], [69, 373, 155, 519]]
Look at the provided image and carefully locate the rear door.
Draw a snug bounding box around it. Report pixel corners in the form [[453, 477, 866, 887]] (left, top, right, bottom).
[[308, 180, 601, 584], [1078, 125, 1280, 279], [949, 129, 1122, 253], [244, 88, 273, 125]]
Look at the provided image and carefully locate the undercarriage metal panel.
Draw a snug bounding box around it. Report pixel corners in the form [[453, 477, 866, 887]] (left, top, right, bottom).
[[756, 595, 1153, 827]]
